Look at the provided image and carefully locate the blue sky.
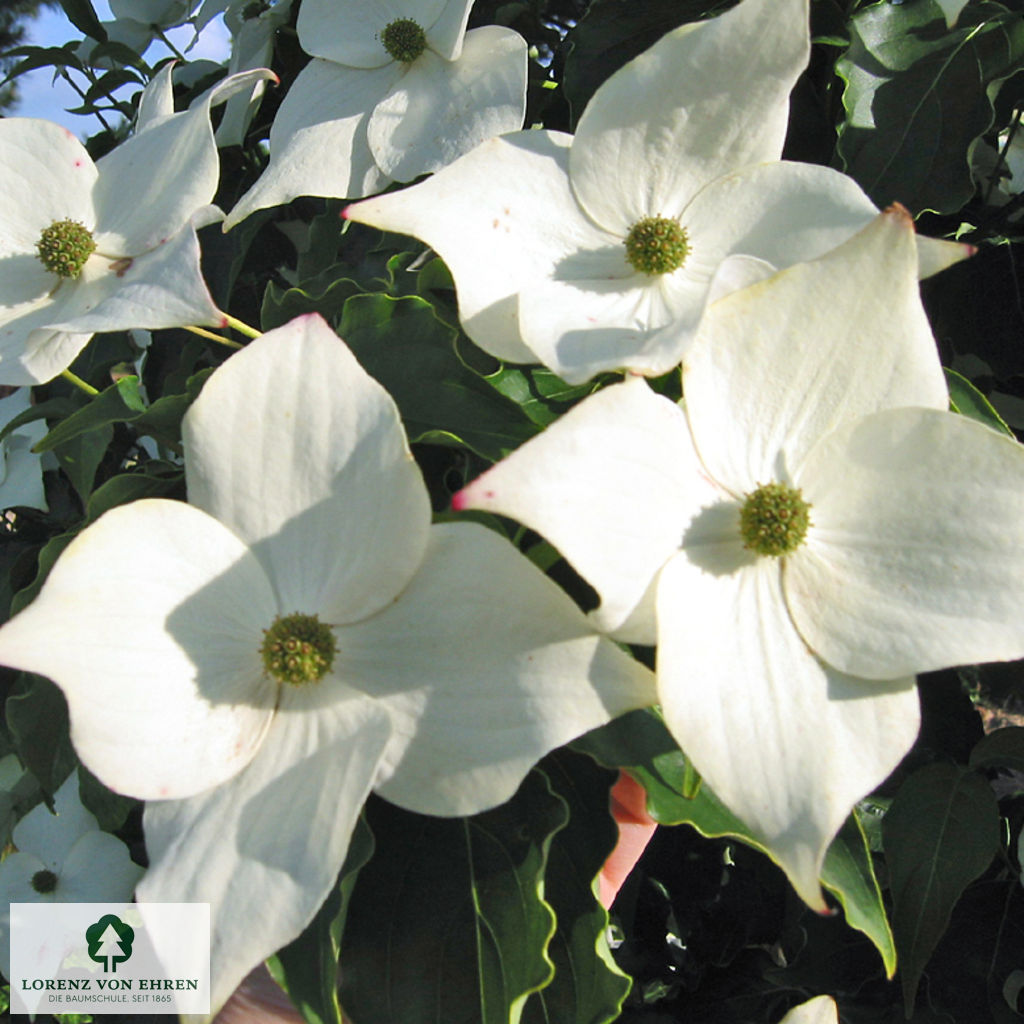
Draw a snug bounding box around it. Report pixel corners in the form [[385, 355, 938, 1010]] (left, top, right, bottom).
[[9, 2, 230, 133]]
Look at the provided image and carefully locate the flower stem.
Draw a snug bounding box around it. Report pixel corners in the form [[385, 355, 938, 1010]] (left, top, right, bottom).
[[221, 314, 263, 340], [154, 26, 187, 63], [60, 369, 99, 396], [185, 325, 243, 350]]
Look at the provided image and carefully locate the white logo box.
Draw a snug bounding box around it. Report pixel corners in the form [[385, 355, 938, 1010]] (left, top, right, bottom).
[[10, 902, 210, 1015]]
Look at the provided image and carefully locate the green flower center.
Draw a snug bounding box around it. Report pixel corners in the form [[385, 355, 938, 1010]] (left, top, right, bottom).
[[261, 612, 337, 687], [624, 216, 689, 275], [36, 219, 96, 279], [381, 18, 427, 63], [739, 482, 812, 557], [31, 869, 58, 894]]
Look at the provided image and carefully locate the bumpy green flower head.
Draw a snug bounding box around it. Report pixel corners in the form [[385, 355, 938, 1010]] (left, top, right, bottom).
[[31, 868, 58, 894], [624, 216, 689, 275], [261, 612, 338, 686], [36, 219, 96, 280], [381, 18, 427, 63], [740, 482, 812, 557]]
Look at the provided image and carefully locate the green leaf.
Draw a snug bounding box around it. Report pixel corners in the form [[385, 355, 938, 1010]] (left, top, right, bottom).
[[261, 275, 363, 332], [575, 709, 899, 972], [77, 766, 136, 832], [945, 367, 1015, 436], [883, 762, 1002, 1014], [84, 467, 183, 523], [5, 674, 76, 796], [56, 0, 107, 42], [34, 378, 146, 453], [10, 530, 77, 616], [821, 811, 897, 977], [338, 773, 567, 1024], [484, 363, 598, 428], [0, 397, 78, 445], [132, 368, 212, 447], [339, 294, 539, 460], [522, 752, 631, 1024], [562, 0, 734, 125], [52, 422, 114, 506], [836, 0, 1024, 214], [269, 815, 375, 1024], [969, 726, 1024, 773]]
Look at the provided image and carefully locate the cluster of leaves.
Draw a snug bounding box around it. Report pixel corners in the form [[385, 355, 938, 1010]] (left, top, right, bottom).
[[3, 0, 1024, 1022]]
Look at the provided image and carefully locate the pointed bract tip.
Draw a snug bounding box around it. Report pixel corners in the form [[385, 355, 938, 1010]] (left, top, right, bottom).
[[881, 202, 914, 230], [340, 205, 354, 221], [450, 489, 469, 512]]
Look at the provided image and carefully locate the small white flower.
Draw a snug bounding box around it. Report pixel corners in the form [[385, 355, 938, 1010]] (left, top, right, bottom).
[[0, 771, 143, 979], [224, 0, 527, 226], [0, 66, 273, 386], [454, 208, 1024, 906], [0, 313, 654, 1013], [346, 0, 968, 384]]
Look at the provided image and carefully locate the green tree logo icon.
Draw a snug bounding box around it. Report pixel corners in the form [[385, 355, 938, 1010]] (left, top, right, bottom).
[[85, 914, 135, 973]]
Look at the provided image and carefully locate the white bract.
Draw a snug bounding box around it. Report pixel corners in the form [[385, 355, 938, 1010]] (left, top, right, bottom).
[[224, 0, 527, 226], [0, 389, 47, 512], [0, 314, 655, 1014], [214, 0, 296, 147], [0, 771, 143, 979], [454, 208, 1024, 906], [0, 66, 273, 386], [346, 0, 969, 384], [780, 997, 839, 1024]]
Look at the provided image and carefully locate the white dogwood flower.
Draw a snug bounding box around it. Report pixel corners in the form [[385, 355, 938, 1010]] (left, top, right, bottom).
[[0, 771, 143, 979], [224, 0, 527, 227], [0, 313, 654, 1013], [0, 66, 273, 386], [346, 0, 967, 384], [454, 208, 1024, 906]]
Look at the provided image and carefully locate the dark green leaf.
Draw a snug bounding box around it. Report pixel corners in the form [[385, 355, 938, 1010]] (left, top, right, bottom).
[[945, 368, 1015, 436], [821, 811, 897, 977], [523, 752, 631, 1024], [11, 530, 77, 616], [84, 468, 183, 523], [970, 726, 1024, 773], [883, 762, 1002, 1013], [35, 378, 145, 452], [837, 0, 1024, 214], [77, 765, 136, 832], [132, 368, 213, 447], [576, 709, 899, 972], [339, 294, 538, 460], [52, 422, 114, 505], [261, 275, 362, 332], [339, 773, 567, 1024], [562, 0, 735, 125], [5, 674, 76, 795], [0, 397, 79, 445], [56, 0, 107, 42], [484, 363, 597, 428], [269, 815, 375, 1024]]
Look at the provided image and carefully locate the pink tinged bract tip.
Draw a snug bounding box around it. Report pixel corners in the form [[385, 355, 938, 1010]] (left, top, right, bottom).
[[451, 489, 469, 512]]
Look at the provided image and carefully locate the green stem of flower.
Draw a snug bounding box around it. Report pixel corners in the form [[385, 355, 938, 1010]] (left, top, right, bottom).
[[221, 314, 263, 340], [154, 26, 187, 63], [185, 325, 243, 350], [60, 369, 100, 396]]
